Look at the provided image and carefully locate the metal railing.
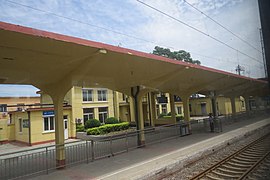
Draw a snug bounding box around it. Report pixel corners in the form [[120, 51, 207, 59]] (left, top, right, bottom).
[[0, 123, 191, 180], [1, 109, 269, 179]]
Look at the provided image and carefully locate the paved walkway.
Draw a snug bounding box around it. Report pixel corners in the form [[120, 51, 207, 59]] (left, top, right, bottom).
[[0, 139, 80, 155], [28, 116, 270, 180]]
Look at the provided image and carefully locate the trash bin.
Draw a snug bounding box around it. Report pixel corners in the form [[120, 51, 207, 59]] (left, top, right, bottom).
[[213, 118, 222, 132], [180, 123, 190, 136]]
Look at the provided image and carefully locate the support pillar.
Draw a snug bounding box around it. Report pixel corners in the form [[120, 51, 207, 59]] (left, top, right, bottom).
[[148, 92, 156, 127], [182, 95, 191, 132], [244, 95, 251, 114], [40, 82, 71, 169], [230, 96, 236, 116], [182, 95, 190, 122], [52, 94, 66, 168], [131, 86, 145, 147], [169, 94, 176, 124], [129, 97, 135, 122], [113, 91, 120, 119], [255, 96, 261, 110], [210, 93, 218, 118]]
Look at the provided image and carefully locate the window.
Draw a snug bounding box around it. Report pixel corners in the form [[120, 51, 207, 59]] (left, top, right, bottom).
[[161, 104, 167, 114], [156, 105, 160, 116], [250, 100, 256, 108], [189, 104, 192, 112], [19, 118, 22, 132], [241, 101, 245, 108], [122, 94, 126, 101], [43, 116, 55, 132], [98, 89, 107, 101], [0, 104, 7, 112], [83, 108, 94, 124], [82, 89, 93, 102], [98, 107, 108, 123], [176, 106, 182, 114]]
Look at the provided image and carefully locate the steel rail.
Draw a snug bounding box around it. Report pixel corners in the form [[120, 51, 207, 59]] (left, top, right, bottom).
[[190, 133, 270, 180]]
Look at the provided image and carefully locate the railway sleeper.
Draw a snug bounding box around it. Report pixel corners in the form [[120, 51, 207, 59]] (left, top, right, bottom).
[[241, 152, 263, 157], [245, 147, 267, 153], [249, 172, 265, 179], [211, 170, 240, 179], [221, 164, 246, 172], [246, 176, 260, 180], [259, 165, 270, 171], [226, 161, 251, 168], [234, 156, 258, 163], [205, 173, 224, 180], [230, 158, 256, 165], [216, 167, 244, 175], [255, 169, 268, 174]]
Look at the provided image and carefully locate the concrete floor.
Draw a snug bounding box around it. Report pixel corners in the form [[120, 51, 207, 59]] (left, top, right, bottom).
[[26, 116, 270, 180]]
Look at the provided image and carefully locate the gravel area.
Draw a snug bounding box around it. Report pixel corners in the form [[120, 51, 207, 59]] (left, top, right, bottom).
[[161, 125, 270, 180]]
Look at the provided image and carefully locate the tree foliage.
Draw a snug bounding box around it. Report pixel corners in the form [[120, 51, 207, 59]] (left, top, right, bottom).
[[152, 46, 201, 65]]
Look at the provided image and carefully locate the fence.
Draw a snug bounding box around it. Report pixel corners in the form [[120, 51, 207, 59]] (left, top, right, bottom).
[[0, 122, 191, 180], [1, 109, 269, 179]]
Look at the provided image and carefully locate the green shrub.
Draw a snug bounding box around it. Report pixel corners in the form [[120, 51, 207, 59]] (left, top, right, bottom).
[[76, 124, 85, 132], [85, 119, 101, 129], [167, 112, 172, 116], [86, 122, 130, 135], [176, 115, 184, 121], [105, 117, 119, 124], [163, 116, 171, 118], [158, 113, 167, 118], [87, 127, 100, 135]]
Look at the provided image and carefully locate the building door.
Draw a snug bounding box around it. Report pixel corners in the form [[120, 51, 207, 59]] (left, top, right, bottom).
[[63, 115, 68, 140], [201, 103, 207, 115]]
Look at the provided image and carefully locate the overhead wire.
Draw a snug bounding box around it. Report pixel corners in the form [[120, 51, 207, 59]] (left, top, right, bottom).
[[136, 0, 263, 64], [4, 0, 262, 77], [5, 0, 175, 49], [183, 0, 262, 54]]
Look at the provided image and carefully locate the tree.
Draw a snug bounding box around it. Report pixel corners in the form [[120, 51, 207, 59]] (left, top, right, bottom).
[[152, 46, 201, 65]]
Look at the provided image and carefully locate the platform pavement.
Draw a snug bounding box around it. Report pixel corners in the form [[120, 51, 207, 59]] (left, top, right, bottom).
[[27, 116, 270, 180], [0, 117, 208, 155], [0, 139, 80, 155]]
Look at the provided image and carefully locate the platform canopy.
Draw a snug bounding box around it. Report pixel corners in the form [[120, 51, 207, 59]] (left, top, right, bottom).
[[0, 21, 269, 97]]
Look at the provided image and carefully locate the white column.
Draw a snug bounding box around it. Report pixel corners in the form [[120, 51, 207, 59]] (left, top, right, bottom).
[[169, 94, 176, 124], [230, 96, 236, 116]]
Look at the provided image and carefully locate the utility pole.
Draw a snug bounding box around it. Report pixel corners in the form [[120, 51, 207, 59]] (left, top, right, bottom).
[[258, 0, 270, 86], [236, 64, 244, 76], [259, 28, 268, 78]]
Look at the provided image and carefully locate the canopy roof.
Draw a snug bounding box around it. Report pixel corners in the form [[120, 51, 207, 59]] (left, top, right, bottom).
[[0, 21, 268, 97]]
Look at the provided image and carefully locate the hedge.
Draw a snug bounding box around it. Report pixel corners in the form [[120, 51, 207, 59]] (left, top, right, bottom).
[[105, 117, 119, 124], [85, 119, 101, 129], [87, 122, 130, 135], [158, 113, 167, 118], [76, 124, 85, 132]]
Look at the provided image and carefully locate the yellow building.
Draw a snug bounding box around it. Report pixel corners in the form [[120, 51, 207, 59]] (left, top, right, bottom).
[[0, 97, 40, 144], [40, 87, 120, 124], [189, 96, 246, 116], [0, 87, 255, 145]]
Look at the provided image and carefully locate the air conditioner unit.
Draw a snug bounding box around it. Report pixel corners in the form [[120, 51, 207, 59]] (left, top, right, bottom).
[[2, 112, 7, 117]]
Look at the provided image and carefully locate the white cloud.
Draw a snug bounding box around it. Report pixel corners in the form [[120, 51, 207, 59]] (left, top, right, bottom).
[[131, 0, 264, 77], [0, 0, 266, 96], [0, 85, 39, 97]]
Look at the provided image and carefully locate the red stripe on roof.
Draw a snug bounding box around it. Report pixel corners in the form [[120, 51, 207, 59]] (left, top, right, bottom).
[[0, 21, 267, 84]]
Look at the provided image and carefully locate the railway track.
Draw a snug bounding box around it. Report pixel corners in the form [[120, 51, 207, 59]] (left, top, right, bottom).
[[190, 134, 270, 180]]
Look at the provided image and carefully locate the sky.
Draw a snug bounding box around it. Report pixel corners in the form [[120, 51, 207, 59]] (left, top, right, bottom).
[[0, 0, 265, 97]]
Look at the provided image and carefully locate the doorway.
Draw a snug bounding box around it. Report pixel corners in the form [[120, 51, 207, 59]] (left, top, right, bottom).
[[63, 115, 68, 140], [201, 103, 207, 115]]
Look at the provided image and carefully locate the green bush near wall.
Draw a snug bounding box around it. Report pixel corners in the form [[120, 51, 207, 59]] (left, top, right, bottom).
[[85, 119, 101, 129], [105, 117, 119, 124], [87, 122, 130, 135], [76, 124, 85, 132]]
